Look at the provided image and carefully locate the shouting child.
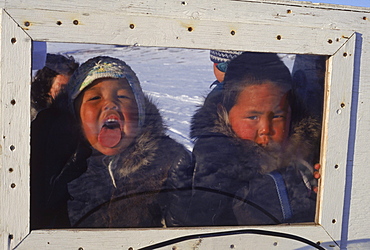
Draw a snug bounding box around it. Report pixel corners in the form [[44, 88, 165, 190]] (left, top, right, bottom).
[[32, 56, 191, 228]]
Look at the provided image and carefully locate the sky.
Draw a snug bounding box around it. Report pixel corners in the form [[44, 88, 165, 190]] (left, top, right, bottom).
[[295, 0, 370, 8]]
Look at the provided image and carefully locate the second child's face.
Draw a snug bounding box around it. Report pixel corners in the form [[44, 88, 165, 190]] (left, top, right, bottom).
[[77, 78, 139, 156], [228, 82, 291, 148]]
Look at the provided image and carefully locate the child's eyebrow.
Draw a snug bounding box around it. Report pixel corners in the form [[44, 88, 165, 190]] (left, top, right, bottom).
[[245, 110, 263, 115], [84, 86, 99, 92]]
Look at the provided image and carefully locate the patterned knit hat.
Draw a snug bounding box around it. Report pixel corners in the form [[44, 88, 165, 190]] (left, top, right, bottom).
[[67, 56, 145, 127], [210, 50, 243, 63]]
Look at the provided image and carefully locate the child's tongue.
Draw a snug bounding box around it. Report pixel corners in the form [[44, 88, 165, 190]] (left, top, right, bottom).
[[98, 126, 122, 148]]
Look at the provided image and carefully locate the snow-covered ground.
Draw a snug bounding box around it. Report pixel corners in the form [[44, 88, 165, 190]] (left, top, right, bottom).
[[46, 43, 296, 150]]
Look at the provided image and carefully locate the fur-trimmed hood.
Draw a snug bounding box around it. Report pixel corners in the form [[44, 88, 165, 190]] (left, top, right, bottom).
[[67, 95, 191, 227], [190, 93, 321, 174]]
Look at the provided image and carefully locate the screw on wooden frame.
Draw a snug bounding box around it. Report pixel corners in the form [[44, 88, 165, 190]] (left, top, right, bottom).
[[231, 30, 236, 36], [343, 52, 348, 57], [10, 145, 15, 151], [188, 27, 193, 32], [24, 21, 30, 27], [73, 20, 79, 25], [332, 219, 337, 224], [9, 168, 14, 173], [129, 23, 135, 29], [334, 164, 339, 169], [276, 35, 282, 40], [11, 38, 16, 44], [181, 1, 187, 5], [11, 183, 16, 188], [341, 102, 345, 108], [56, 21, 62, 25], [327, 39, 333, 44], [287, 9, 292, 14], [363, 16, 367, 20], [10, 99, 16, 105]]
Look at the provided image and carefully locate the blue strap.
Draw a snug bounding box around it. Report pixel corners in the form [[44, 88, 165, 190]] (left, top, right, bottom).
[[268, 171, 293, 221]]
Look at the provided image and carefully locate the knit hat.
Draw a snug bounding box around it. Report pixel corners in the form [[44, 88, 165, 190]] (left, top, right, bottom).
[[67, 56, 145, 127], [210, 50, 243, 64]]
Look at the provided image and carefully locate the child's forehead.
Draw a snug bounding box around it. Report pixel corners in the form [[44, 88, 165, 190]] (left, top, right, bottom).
[[244, 81, 288, 91], [85, 77, 131, 91]]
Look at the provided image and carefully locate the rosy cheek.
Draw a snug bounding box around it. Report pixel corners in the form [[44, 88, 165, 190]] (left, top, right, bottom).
[[234, 124, 256, 141]]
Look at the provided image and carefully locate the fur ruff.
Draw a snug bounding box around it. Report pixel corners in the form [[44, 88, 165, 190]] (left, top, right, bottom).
[[191, 98, 321, 175], [116, 96, 166, 177]]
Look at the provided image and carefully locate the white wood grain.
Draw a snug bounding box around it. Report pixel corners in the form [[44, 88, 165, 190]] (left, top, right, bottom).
[[0, 9, 31, 250], [318, 33, 356, 241], [0, 0, 369, 249], [17, 225, 337, 250]]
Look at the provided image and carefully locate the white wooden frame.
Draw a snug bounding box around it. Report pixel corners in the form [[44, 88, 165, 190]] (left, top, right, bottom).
[[1, 0, 369, 249]]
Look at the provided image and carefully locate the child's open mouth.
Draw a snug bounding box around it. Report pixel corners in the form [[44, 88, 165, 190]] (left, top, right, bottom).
[[98, 116, 122, 148]]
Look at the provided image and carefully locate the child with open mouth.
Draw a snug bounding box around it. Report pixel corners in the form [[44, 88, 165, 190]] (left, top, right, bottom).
[[37, 56, 191, 228]]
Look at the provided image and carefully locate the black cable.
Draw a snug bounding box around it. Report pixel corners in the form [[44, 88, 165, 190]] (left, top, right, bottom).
[[138, 228, 325, 250], [73, 186, 281, 227]]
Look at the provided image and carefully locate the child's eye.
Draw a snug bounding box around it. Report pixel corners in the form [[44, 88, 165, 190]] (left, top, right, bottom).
[[88, 96, 101, 101], [246, 116, 258, 120], [117, 95, 129, 99], [273, 115, 285, 119]]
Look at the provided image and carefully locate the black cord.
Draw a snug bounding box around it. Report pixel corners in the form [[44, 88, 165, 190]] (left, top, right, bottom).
[[138, 228, 325, 250], [73, 186, 281, 227]]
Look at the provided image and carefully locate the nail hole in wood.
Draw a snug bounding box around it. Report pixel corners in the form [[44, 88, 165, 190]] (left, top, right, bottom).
[[188, 27, 193, 32], [276, 35, 282, 40], [56, 21, 62, 25], [11, 38, 16, 44], [10, 99, 16, 105]]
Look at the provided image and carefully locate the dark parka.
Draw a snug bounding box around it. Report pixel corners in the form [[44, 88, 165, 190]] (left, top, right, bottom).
[[31, 95, 191, 229], [182, 87, 320, 226]]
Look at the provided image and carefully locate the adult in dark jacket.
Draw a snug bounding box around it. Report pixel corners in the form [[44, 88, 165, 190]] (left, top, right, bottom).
[[185, 52, 320, 226], [31, 56, 191, 228]]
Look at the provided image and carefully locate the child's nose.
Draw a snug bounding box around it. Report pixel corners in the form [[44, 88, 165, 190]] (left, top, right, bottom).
[[104, 99, 118, 110], [259, 117, 272, 136]]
